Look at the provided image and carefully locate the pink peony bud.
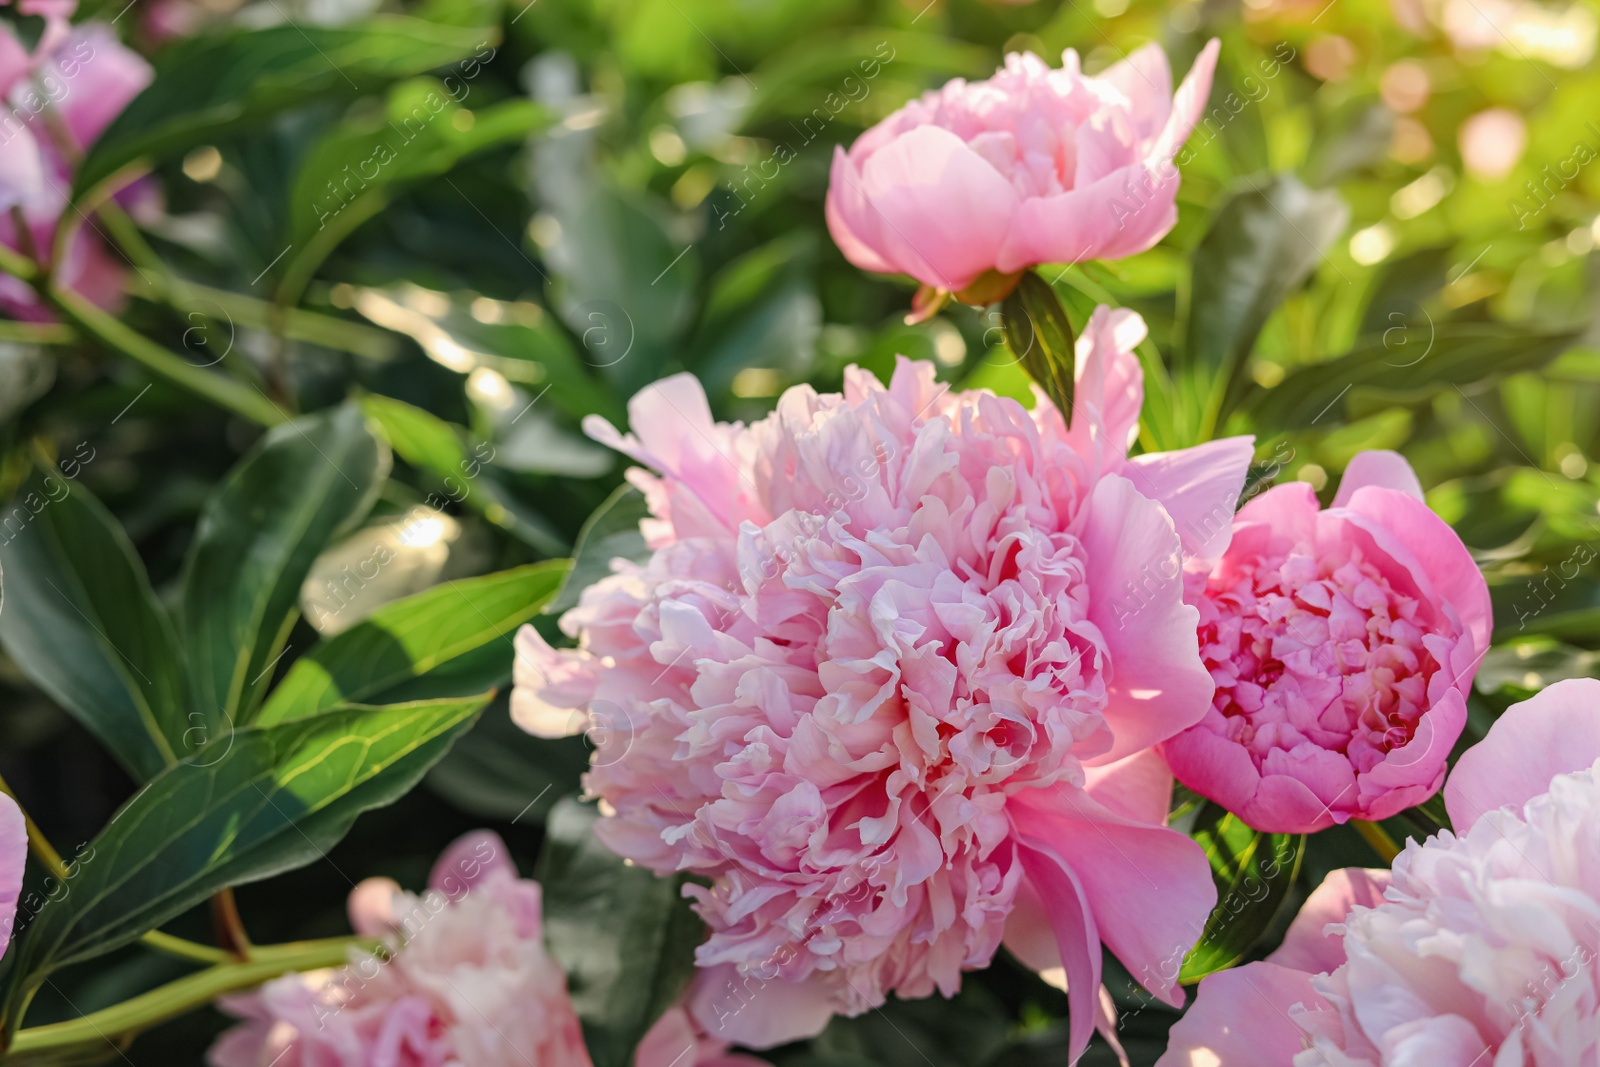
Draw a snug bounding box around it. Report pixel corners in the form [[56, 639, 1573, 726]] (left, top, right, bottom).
[[514, 312, 1256, 1061], [825, 40, 1219, 296], [1161, 451, 1491, 835], [1159, 678, 1600, 1067]]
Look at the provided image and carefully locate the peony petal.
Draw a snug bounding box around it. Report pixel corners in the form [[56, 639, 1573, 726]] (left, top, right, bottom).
[[48, 26, 153, 152], [1011, 785, 1215, 1007], [1268, 867, 1392, 974], [0, 793, 25, 962], [1095, 41, 1174, 142], [0, 123, 44, 216], [997, 159, 1181, 272], [1147, 38, 1221, 163], [1332, 450, 1425, 506], [848, 125, 1020, 291], [1014, 838, 1102, 1063], [1125, 436, 1255, 568], [1155, 961, 1326, 1067], [1069, 305, 1146, 473], [825, 147, 899, 277], [1083, 748, 1174, 826], [429, 829, 517, 896], [688, 964, 837, 1049], [1444, 678, 1600, 832], [1339, 485, 1492, 663], [347, 876, 404, 937], [1083, 475, 1214, 761]]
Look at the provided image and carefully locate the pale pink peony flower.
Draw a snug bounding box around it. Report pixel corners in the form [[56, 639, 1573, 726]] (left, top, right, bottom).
[[0, 793, 26, 961], [824, 41, 1219, 296], [1161, 451, 1491, 834], [209, 831, 595, 1067], [1159, 678, 1600, 1067], [514, 308, 1255, 1059]]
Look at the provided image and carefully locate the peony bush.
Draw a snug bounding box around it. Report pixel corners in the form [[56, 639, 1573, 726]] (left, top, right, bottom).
[[0, 1, 1584, 1065]]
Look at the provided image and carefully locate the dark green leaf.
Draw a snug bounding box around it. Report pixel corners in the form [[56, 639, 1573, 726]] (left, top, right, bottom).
[[75, 18, 498, 196], [1001, 271, 1077, 420], [1179, 804, 1304, 983], [0, 466, 195, 781], [1183, 175, 1348, 376], [279, 83, 554, 301], [257, 560, 568, 723], [545, 184, 697, 391], [1180, 174, 1348, 436], [5, 695, 488, 1021], [549, 484, 651, 614], [181, 404, 389, 726], [361, 394, 567, 555], [1240, 325, 1579, 432], [426, 691, 588, 823], [1490, 575, 1600, 644], [538, 798, 702, 1067]]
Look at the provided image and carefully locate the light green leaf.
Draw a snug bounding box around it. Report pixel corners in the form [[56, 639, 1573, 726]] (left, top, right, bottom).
[[4, 695, 488, 1024], [258, 560, 568, 724], [181, 404, 389, 727]]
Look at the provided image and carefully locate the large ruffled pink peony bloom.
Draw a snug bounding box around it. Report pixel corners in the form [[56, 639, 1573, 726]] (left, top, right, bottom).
[[1159, 677, 1600, 1067], [209, 831, 595, 1067], [514, 308, 1255, 1060], [1161, 451, 1491, 834], [1, 9, 151, 320], [825, 41, 1219, 295]]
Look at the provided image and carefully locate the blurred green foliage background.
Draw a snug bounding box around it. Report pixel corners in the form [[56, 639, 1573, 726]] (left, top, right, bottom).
[[3, 0, 1599, 1060]]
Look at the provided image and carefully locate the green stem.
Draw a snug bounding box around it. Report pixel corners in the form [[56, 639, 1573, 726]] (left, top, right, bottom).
[[48, 287, 287, 427], [7, 937, 377, 1057], [139, 932, 230, 966], [1352, 819, 1402, 863], [0, 240, 38, 283]]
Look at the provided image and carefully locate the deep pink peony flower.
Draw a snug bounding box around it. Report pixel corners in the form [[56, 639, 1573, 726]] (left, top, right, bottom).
[[209, 831, 595, 1067], [824, 41, 1219, 296], [1159, 678, 1600, 1067], [514, 308, 1255, 1059], [0, 10, 152, 320], [1161, 451, 1491, 834]]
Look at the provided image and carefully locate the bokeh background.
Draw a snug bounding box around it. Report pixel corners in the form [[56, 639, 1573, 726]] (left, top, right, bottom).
[[3, 0, 1599, 1060]]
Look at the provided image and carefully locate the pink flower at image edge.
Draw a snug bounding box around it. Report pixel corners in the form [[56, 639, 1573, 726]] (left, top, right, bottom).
[[1159, 678, 1600, 1066], [0, 13, 152, 320], [514, 306, 1256, 1060], [0, 793, 26, 962], [1161, 450, 1491, 834], [825, 39, 1219, 294]]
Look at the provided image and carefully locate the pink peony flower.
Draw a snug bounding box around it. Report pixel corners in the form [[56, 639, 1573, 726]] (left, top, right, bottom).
[[1159, 677, 1600, 1067], [0, 9, 151, 319], [0, 792, 26, 961], [209, 831, 595, 1067], [514, 308, 1256, 1059], [1161, 451, 1491, 834], [824, 41, 1219, 296]]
